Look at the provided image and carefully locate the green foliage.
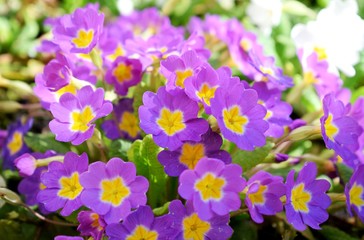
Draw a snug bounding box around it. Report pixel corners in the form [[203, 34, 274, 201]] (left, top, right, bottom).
[[232, 141, 274, 173], [24, 132, 70, 154], [108, 139, 132, 160], [127, 135, 167, 208], [336, 163, 354, 185], [319, 226, 359, 240], [230, 214, 258, 240]]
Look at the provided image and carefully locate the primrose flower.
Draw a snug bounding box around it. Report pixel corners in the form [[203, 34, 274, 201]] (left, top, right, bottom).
[[105, 56, 142, 96], [320, 93, 362, 164], [247, 0, 282, 35], [178, 157, 246, 220], [106, 205, 175, 240], [345, 164, 364, 222], [80, 158, 149, 224], [168, 200, 233, 240], [184, 65, 232, 114], [252, 82, 292, 138], [160, 50, 205, 91], [77, 210, 106, 240], [139, 86, 209, 150], [2, 117, 32, 170], [210, 82, 269, 151], [158, 128, 231, 177], [291, 0, 364, 76], [285, 162, 331, 231], [52, 4, 104, 53], [244, 171, 285, 223], [101, 98, 141, 141], [49, 86, 113, 145], [37, 152, 88, 216]]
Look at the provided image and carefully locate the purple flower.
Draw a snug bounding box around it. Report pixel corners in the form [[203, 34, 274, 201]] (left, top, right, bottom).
[[49, 86, 113, 145], [345, 164, 364, 222], [178, 157, 246, 220], [105, 56, 142, 96], [139, 86, 209, 150], [285, 162, 331, 231], [101, 98, 141, 141], [52, 5, 104, 53], [80, 158, 149, 224], [2, 117, 32, 170], [210, 82, 269, 151], [77, 210, 106, 240], [158, 128, 231, 177], [106, 205, 175, 240], [14, 153, 37, 177], [160, 50, 205, 91], [251, 82, 292, 138], [37, 152, 88, 216], [168, 200, 233, 240], [54, 236, 83, 240], [184, 65, 228, 114], [320, 93, 362, 165], [244, 171, 285, 223]]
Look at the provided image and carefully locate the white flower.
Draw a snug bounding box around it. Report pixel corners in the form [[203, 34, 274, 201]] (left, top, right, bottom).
[[291, 0, 364, 77], [247, 0, 283, 35]]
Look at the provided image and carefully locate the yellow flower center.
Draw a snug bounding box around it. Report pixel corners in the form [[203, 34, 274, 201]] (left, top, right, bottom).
[[70, 106, 95, 133], [259, 66, 274, 76], [58, 172, 83, 200], [196, 83, 218, 106], [72, 29, 94, 49], [314, 46, 327, 61], [7, 131, 23, 155], [195, 173, 226, 201], [179, 143, 205, 169], [324, 114, 339, 141], [90, 213, 104, 231], [100, 177, 130, 206], [222, 105, 249, 134], [39, 183, 46, 190], [156, 108, 186, 136], [175, 69, 193, 88], [183, 213, 211, 240], [349, 183, 364, 209], [303, 71, 318, 85], [56, 82, 78, 98], [107, 45, 125, 61], [291, 183, 311, 213], [240, 38, 252, 52], [118, 112, 140, 138], [113, 63, 133, 83], [264, 110, 273, 120], [126, 225, 158, 240], [248, 184, 268, 205]]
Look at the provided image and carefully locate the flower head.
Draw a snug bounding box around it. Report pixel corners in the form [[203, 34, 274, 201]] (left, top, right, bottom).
[[52, 4, 104, 53], [345, 164, 364, 222], [106, 205, 174, 240], [101, 98, 141, 141], [285, 162, 331, 231], [77, 210, 106, 240], [320, 93, 362, 166], [244, 171, 285, 223], [37, 152, 88, 216], [105, 56, 142, 96], [2, 117, 32, 170], [178, 157, 246, 220], [139, 86, 209, 150], [49, 86, 113, 145], [80, 158, 149, 224], [210, 82, 269, 151], [168, 200, 233, 240], [158, 128, 231, 177]]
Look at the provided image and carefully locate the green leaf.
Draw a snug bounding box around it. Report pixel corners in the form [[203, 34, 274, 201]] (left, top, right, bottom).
[[0, 219, 36, 240], [231, 141, 274, 173], [108, 139, 132, 160], [319, 226, 359, 240], [230, 215, 258, 240], [336, 163, 353, 184], [127, 135, 167, 208], [24, 132, 70, 154]]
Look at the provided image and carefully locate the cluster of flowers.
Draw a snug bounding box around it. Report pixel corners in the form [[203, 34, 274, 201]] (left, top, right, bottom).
[[0, 1, 364, 239]]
